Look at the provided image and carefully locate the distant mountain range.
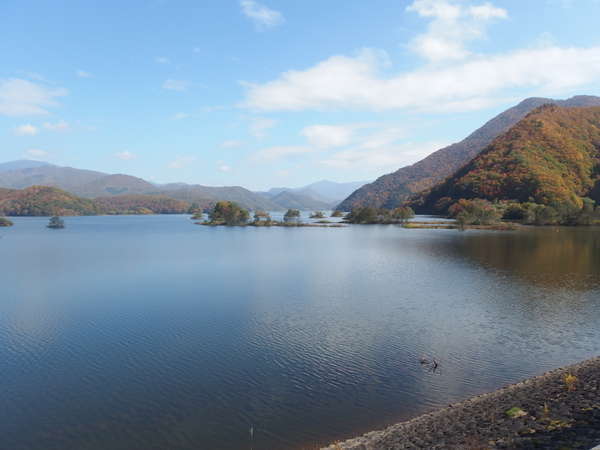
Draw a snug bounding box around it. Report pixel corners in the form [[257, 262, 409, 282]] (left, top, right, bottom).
[[413, 104, 600, 212], [338, 95, 600, 211], [257, 180, 367, 210], [0, 160, 365, 212]]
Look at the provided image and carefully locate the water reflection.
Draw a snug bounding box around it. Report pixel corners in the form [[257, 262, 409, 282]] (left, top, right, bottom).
[[431, 227, 600, 290], [0, 217, 599, 449]]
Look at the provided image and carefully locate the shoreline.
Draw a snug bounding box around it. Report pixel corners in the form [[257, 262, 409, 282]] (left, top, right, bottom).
[[322, 356, 600, 449]]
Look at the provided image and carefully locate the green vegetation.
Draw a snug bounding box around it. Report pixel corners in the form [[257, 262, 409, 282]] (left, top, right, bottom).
[[331, 210, 344, 217], [0, 186, 194, 216], [449, 199, 503, 226], [310, 211, 325, 219], [284, 209, 301, 223], [0, 186, 102, 216], [344, 206, 415, 224], [446, 198, 600, 227], [505, 407, 528, 419], [253, 210, 272, 225], [94, 195, 190, 215], [47, 216, 65, 229], [0, 216, 13, 227], [206, 201, 250, 226]]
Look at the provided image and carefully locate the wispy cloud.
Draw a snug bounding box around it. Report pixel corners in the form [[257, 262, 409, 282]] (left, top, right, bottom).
[[162, 79, 190, 91], [172, 112, 190, 120], [301, 124, 356, 149], [0, 78, 67, 116], [240, 0, 284, 30], [168, 155, 197, 169], [407, 0, 507, 62], [43, 120, 70, 132], [252, 145, 312, 161], [249, 116, 277, 138], [221, 140, 244, 148], [76, 69, 92, 78], [155, 56, 170, 64], [14, 124, 38, 136], [218, 164, 232, 172], [321, 140, 445, 172], [25, 149, 49, 160], [115, 151, 137, 160]]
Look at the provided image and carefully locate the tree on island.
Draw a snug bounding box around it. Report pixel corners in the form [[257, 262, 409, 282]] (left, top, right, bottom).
[[345, 207, 378, 224], [391, 206, 415, 224], [331, 210, 344, 217], [209, 201, 249, 226], [0, 216, 14, 227], [310, 211, 325, 219], [253, 210, 271, 224], [191, 210, 204, 220], [449, 199, 502, 227], [284, 209, 301, 223], [47, 216, 65, 229]]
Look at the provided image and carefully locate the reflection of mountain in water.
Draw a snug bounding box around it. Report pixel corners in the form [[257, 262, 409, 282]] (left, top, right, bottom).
[[442, 227, 600, 290]]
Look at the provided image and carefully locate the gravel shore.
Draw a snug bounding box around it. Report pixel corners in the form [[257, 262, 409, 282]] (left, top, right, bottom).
[[323, 357, 600, 449]]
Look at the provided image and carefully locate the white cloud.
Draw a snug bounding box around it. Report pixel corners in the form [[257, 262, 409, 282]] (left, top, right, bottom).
[[168, 156, 197, 169], [0, 78, 67, 116], [301, 124, 356, 149], [162, 79, 190, 91], [115, 151, 137, 160], [221, 140, 243, 148], [172, 112, 189, 120], [249, 116, 277, 138], [155, 56, 170, 64], [25, 149, 48, 160], [407, 0, 507, 62], [468, 3, 508, 20], [242, 46, 600, 113], [218, 164, 232, 172], [14, 124, 38, 136], [252, 145, 312, 161], [43, 120, 70, 132], [240, 0, 284, 30], [321, 140, 445, 172], [76, 70, 92, 78]]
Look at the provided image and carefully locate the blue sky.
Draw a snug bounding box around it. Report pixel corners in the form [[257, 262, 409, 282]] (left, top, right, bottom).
[[2, 0, 600, 190]]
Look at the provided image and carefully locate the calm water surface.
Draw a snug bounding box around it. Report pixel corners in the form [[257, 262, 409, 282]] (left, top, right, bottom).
[[1, 215, 599, 449]]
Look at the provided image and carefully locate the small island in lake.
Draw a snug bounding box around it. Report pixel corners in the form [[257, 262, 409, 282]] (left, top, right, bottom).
[[196, 202, 343, 227], [0, 217, 13, 227], [47, 216, 65, 229]]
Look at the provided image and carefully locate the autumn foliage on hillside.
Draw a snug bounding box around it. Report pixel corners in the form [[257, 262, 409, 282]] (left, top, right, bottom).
[[416, 105, 600, 212], [0, 186, 194, 216], [94, 195, 190, 214], [0, 186, 103, 216]]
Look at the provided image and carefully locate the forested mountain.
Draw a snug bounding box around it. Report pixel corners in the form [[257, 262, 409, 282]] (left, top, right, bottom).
[[163, 185, 282, 211], [94, 195, 190, 214], [338, 95, 600, 211], [0, 160, 51, 172], [74, 174, 157, 197], [0, 165, 106, 190], [0, 186, 191, 216], [259, 179, 366, 209], [0, 186, 102, 216], [0, 164, 281, 211], [413, 105, 600, 213], [269, 190, 334, 210]]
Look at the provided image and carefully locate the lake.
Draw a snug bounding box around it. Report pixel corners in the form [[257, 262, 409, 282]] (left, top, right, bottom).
[[1, 215, 599, 449]]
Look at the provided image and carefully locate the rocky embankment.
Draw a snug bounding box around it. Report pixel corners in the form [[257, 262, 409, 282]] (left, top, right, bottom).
[[323, 357, 600, 449]]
